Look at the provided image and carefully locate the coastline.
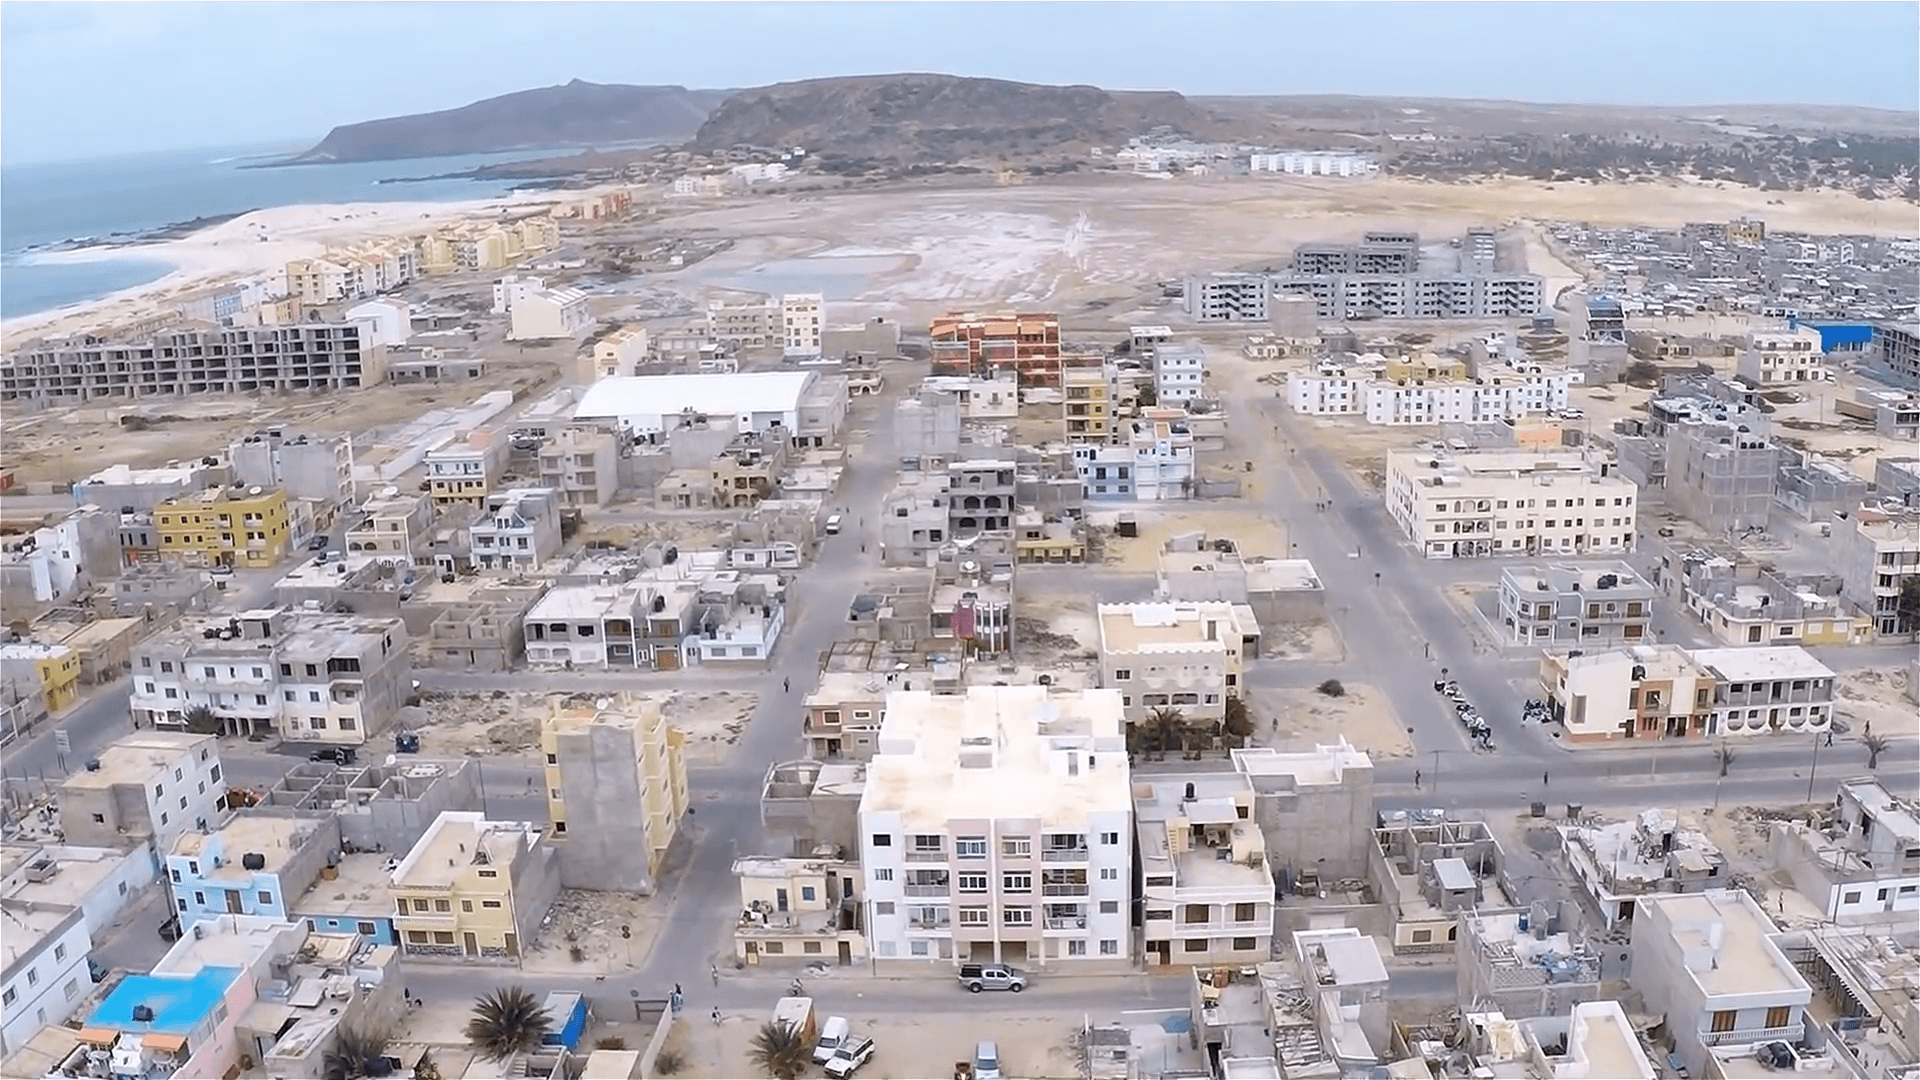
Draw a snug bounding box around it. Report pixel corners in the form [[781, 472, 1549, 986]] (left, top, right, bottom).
[[0, 190, 578, 344]]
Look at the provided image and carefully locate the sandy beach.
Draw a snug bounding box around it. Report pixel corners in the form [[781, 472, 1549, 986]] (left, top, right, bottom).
[[1, 192, 567, 343]]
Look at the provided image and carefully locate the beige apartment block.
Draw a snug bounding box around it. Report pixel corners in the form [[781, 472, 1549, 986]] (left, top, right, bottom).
[[1541, 644, 1717, 743], [1, 322, 386, 406], [1735, 326, 1827, 386], [1386, 448, 1638, 559], [390, 811, 560, 962], [344, 487, 436, 567], [425, 433, 509, 511], [57, 731, 225, 852], [591, 326, 651, 378], [802, 670, 892, 761], [859, 686, 1134, 973], [782, 292, 824, 358], [1135, 771, 1273, 968], [1832, 503, 1920, 641], [541, 695, 689, 894], [730, 854, 866, 966], [1097, 601, 1260, 730]]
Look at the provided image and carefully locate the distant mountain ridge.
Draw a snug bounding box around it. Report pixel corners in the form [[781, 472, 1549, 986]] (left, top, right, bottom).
[[272, 79, 730, 165]]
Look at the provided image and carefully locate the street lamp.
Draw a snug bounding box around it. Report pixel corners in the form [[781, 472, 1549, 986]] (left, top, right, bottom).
[[1806, 732, 1823, 804]]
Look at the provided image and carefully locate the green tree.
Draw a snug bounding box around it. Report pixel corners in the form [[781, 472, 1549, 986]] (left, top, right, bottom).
[[181, 704, 223, 736], [1147, 707, 1185, 761], [465, 986, 552, 1063], [1222, 697, 1254, 747], [322, 1024, 394, 1080], [747, 1020, 812, 1080], [1716, 743, 1736, 777], [1864, 734, 1891, 770]]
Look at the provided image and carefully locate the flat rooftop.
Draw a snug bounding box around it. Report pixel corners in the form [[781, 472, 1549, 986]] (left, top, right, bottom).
[[62, 732, 212, 790], [2, 845, 132, 909], [87, 966, 240, 1035], [394, 813, 536, 890], [174, 815, 326, 880], [1097, 601, 1257, 654], [573, 371, 814, 420], [862, 687, 1129, 829], [291, 852, 397, 918], [1, 900, 78, 969], [1692, 646, 1836, 682], [1555, 1001, 1656, 1080], [1653, 890, 1808, 999], [1231, 740, 1372, 787]]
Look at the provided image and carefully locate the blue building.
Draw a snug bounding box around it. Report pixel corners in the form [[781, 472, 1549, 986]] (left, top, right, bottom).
[[288, 852, 400, 946], [1802, 322, 1876, 355], [167, 813, 339, 927]]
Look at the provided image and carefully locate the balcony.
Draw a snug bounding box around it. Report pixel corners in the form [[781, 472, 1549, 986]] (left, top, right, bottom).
[[907, 915, 952, 931], [904, 885, 950, 898], [1700, 1024, 1803, 1048], [1041, 847, 1089, 863], [905, 849, 947, 863], [1044, 916, 1089, 931], [1042, 883, 1091, 897]]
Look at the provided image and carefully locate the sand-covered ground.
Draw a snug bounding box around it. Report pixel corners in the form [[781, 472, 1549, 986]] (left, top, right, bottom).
[[400, 689, 757, 764], [1248, 681, 1415, 759]]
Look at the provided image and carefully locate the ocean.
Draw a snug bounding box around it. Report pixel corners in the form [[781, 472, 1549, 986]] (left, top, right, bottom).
[[1, 143, 561, 319]]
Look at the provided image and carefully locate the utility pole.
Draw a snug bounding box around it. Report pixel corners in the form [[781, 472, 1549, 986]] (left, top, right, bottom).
[[1806, 733, 1822, 804]]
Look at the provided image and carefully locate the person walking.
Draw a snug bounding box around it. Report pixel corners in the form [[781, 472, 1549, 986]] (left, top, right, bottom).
[[1542, 769, 1550, 787], [710, 964, 720, 985], [783, 676, 791, 693], [1414, 770, 1422, 789], [711, 1007, 722, 1025]]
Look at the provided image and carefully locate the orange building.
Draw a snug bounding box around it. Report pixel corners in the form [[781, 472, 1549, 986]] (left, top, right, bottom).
[[928, 311, 1063, 386]]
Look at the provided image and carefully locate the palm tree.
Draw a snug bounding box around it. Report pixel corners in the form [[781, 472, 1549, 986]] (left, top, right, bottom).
[[1716, 743, 1736, 777], [465, 986, 552, 1063], [1863, 734, 1890, 770], [1222, 697, 1254, 748], [323, 1024, 394, 1080], [181, 704, 223, 736], [1147, 707, 1184, 761], [748, 1020, 812, 1080]]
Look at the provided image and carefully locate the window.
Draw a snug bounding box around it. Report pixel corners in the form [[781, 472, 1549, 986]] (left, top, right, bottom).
[[1766, 1006, 1792, 1029], [1067, 939, 1087, 956], [2, 988, 15, 1007], [358, 921, 376, 935], [1233, 902, 1257, 922], [433, 931, 455, 945], [478, 869, 497, 878], [26, 968, 39, 986], [957, 873, 989, 893], [1146, 909, 1172, 921], [1099, 868, 1118, 880], [1003, 907, 1033, 926], [1113, 668, 1132, 681], [1100, 832, 1119, 845], [874, 901, 895, 915], [1411, 929, 1433, 944], [870, 833, 892, 848], [876, 942, 896, 957], [955, 837, 988, 859], [434, 899, 451, 913], [801, 886, 817, 902], [1003, 873, 1031, 893], [958, 906, 989, 926], [1100, 900, 1119, 914], [462, 900, 474, 912], [1001, 837, 1031, 857], [910, 940, 930, 956], [872, 869, 893, 882], [257, 891, 273, 905], [1710, 1010, 1737, 1033], [54, 943, 67, 961], [1232, 937, 1258, 950], [1184, 939, 1210, 953], [1100, 939, 1118, 955], [1843, 890, 1862, 904]]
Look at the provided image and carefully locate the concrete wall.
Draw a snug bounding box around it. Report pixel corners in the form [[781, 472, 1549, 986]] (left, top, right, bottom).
[[1247, 766, 1376, 881], [551, 722, 656, 892], [334, 761, 481, 856]]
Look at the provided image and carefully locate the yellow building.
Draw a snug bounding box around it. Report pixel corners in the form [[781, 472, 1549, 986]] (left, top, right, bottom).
[[1063, 366, 1111, 440], [0, 642, 83, 713], [729, 855, 866, 966], [541, 695, 688, 894], [390, 811, 560, 962], [1505, 414, 1567, 451], [155, 486, 290, 569], [1384, 353, 1469, 382]]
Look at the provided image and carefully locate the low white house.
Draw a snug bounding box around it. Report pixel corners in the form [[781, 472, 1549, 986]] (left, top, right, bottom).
[[509, 287, 594, 341]]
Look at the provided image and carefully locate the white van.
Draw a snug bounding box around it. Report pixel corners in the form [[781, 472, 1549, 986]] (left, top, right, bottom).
[[825, 514, 844, 535], [812, 1016, 850, 1064]]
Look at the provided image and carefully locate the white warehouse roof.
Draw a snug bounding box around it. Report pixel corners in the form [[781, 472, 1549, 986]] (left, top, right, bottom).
[[573, 371, 814, 420]]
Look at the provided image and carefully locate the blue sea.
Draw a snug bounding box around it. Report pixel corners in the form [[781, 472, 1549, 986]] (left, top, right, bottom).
[[1, 143, 565, 319]]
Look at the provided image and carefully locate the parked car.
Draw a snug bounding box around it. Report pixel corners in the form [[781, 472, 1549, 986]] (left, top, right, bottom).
[[957, 964, 1027, 993], [812, 1016, 851, 1065], [308, 747, 358, 765], [158, 917, 181, 942], [307, 535, 331, 551], [823, 1035, 875, 1079], [825, 514, 844, 535], [208, 564, 233, 577], [973, 1040, 1004, 1080]]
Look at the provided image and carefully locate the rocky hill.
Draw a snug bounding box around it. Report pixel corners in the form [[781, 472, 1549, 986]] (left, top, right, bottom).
[[273, 80, 730, 165], [690, 74, 1220, 161]]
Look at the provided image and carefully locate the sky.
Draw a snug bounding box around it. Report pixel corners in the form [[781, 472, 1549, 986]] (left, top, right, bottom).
[[4, 1, 1916, 165]]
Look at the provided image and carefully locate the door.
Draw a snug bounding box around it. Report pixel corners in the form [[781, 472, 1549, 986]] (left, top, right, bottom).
[[838, 941, 852, 966], [226, 889, 244, 914], [462, 932, 478, 956], [775, 888, 789, 912], [656, 648, 680, 672], [504, 932, 518, 957]]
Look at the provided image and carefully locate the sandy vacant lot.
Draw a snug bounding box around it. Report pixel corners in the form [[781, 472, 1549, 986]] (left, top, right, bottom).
[[660, 1009, 1097, 1080], [1248, 682, 1414, 759], [404, 689, 758, 764]]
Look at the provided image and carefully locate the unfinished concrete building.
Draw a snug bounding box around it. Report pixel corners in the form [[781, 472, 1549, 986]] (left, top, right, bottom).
[[1458, 903, 1603, 1017], [760, 759, 866, 856], [1369, 814, 1511, 954], [1666, 421, 1778, 534], [1774, 447, 1871, 523], [259, 758, 480, 856], [1557, 809, 1727, 929], [3, 322, 385, 406], [541, 695, 690, 894], [421, 585, 542, 672], [1230, 741, 1375, 890]]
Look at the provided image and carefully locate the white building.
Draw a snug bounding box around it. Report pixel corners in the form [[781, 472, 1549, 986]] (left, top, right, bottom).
[[0, 899, 91, 1056], [492, 274, 545, 315], [782, 293, 823, 358], [1386, 449, 1638, 559], [1288, 369, 1571, 423], [571, 371, 817, 440], [1154, 343, 1206, 403], [537, 428, 620, 508], [1, 842, 158, 937], [859, 687, 1133, 972], [1250, 151, 1378, 177], [1628, 889, 1811, 1078], [1285, 366, 1369, 416], [1128, 416, 1197, 501], [1735, 327, 1827, 386], [1097, 601, 1259, 729], [1692, 646, 1837, 737], [468, 488, 561, 572], [1135, 771, 1275, 967], [592, 326, 650, 378], [344, 299, 412, 348], [509, 287, 594, 341], [55, 731, 226, 853]]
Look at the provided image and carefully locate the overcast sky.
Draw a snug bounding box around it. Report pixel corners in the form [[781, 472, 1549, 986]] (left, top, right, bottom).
[[4, 1, 1916, 165]]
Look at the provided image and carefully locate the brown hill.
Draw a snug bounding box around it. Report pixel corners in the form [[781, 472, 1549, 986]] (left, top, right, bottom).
[[690, 73, 1220, 160]]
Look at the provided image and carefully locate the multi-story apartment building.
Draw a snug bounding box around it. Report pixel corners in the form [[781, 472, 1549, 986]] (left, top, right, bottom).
[[424, 432, 509, 511], [1832, 503, 1920, 640], [947, 458, 1017, 536], [1292, 233, 1421, 276], [521, 578, 698, 671], [1183, 273, 1271, 322], [491, 274, 546, 314], [1665, 422, 1778, 533], [1541, 644, 1717, 742], [1872, 321, 1919, 387], [927, 312, 1063, 386], [1128, 415, 1196, 501], [1153, 342, 1206, 404], [390, 811, 560, 962], [508, 287, 594, 341], [0, 642, 83, 714], [129, 608, 411, 746], [1735, 326, 1827, 386], [705, 298, 778, 348], [56, 731, 225, 852], [802, 670, 893, 760], [541, 695, 688, 894], [1629, 889, 1812, 1078], [1693, 646, 1837, 737], [1386, 449, 1638, 559], [1285, 364, 1367, 416], [591, 326, 651, 378], [1249, 151, 1377, 176], [782, 292, 824, 358], [154, 485, 291, 569], [1657, 550, 1873, 646], [468, 487, 561, 572], [1496, 562, 1655, 648], [537, 428, 619, 508], [1072, 443, 1135, 500], [1772, 777, 1920, 922], [343, 487, 436, 568], [0, 899, 92, 1056], [166, 813, 339, 927], [1134, 771, 1274, 968], [859, 687, 1133, 972], [1061, 366, 1111, 441], [1097, 601, 1259, 730], [1269, 273, 1545, 319], [1352, 371, 1571, 425], [228, 430, 353, 508], [1, 322, 385, 406]]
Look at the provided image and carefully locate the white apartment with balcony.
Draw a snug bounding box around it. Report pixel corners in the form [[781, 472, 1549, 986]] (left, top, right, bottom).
[[1735, 327, 1827, 386], [537, 428, 619, 508], [1135, 772, 1274, 968], [467, 488, 561, 572], [1286, 366, 1368, 415], [1386, 449, 1638, 559], [491, 274, 545, 315], [1629, 889, 1812, 1078], [1362, 372, 1570, 425], [782, 293, 824, 358], [859, 687, 1133, 973], [1154, 343, 1206, 403], [1097, 601, 1259, 729]]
